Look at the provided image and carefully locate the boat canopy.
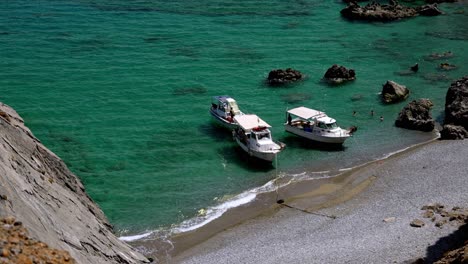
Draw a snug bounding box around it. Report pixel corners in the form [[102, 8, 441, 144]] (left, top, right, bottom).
[[287, 106, 326, 119], [212, 95, 230, 104], [316, 116, 337, 124], [234, 114, 271, 131]]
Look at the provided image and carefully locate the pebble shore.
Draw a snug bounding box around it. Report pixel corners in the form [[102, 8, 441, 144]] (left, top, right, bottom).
[[174, 140, 468, 263]]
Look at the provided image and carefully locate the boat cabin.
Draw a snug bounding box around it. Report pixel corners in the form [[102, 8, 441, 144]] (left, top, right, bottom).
[[211, 96, 241, 119], [286, 106, 339, 131]]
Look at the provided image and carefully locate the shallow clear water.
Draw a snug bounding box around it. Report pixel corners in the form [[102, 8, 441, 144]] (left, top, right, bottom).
[[1, 0, 467, 235]]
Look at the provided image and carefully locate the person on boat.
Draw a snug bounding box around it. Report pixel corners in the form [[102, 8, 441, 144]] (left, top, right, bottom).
[[303, 121, 312, 132], [287, 114, 292, 125]]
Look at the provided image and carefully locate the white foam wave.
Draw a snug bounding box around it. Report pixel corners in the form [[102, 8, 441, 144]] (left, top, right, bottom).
[[119, 231, 153, 242]]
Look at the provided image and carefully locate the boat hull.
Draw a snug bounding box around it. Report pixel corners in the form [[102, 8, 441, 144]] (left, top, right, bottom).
[[285, 124, 349, 144], [210, 109, 238, 130], [233, 136, 279, 162]]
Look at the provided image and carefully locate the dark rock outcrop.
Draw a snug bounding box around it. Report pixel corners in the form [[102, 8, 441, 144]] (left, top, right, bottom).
[[442, 76, 468, 140], [323, 64, 356, 84], [340, 1, 418, 21], [381, 80, 410, 103], [444, 76, 468, 128], [440, 124, 468, 139], [0, 102, 149, 264], [340, 1, 442, 21], [267, 68, 303, 86], [418, 4, 443, 16], [395, 99, 435, 132]]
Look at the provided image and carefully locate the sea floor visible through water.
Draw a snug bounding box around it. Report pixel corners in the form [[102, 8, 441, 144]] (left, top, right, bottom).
[[0, 0, 467, 239]]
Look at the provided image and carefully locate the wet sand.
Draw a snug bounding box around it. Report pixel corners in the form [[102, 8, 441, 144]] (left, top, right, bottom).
[[172, 139, 468, 263]]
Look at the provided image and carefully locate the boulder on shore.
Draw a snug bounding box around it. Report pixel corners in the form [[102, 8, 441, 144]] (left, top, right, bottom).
[[381, 80, 410, 103], [323, 64, 356, 84], [440, 124, 468, 140], [443, 76, 468, 139], [267, 68, 303, 86], [395, 99, 435, 132]]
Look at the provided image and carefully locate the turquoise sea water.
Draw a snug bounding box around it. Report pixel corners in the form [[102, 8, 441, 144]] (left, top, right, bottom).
[[1, 0, 467, 236]]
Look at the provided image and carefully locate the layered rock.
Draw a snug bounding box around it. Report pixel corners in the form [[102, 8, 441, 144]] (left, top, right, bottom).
[[381, 80, 410, 103], [0, 102, 149, 264], [395, 99, 435, 132], [441, 76, 468, 139], [267, 68, 303, 86], [323, 64, 356, 84]]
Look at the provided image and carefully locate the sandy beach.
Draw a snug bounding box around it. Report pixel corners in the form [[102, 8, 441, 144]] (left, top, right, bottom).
[[172, 139, 468, 263]]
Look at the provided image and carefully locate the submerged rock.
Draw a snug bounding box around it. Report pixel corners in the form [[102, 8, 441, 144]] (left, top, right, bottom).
[[439, 62, 457, 71], [267, 68, 303, 86], [323, 64, 356, 84], [395, 99, 435, 132], [381, 80, 410, 103], [423, 51, 454, 61]]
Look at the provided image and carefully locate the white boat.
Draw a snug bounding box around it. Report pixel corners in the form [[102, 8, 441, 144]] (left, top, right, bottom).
[[232, 114, 284, 162], [285, 106, 351, 144], [210, 95, 244, 130]]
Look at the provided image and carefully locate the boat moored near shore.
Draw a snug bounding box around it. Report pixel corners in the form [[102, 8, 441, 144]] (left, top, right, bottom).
[[233, 114, 284, 162], [210, 95, 244, 130], [285, 106, 351, 144]]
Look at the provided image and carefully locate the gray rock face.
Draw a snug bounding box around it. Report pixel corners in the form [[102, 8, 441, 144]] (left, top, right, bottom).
[[381, 80, 410, 104], [395, 99, 435, 132], [444, 76, 468, 129], [0, 102, 149, 264]]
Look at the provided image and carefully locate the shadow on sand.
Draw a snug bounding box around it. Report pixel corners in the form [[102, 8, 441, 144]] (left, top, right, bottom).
[[419, 221, 468, 263]]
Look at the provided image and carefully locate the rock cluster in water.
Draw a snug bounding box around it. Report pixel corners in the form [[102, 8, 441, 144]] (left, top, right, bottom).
[[441, 76, 468, 139], [267, 68, 303, 86], [395, 99, 435, 132], [381, 80, 410, 103], [323, 64, 356, 84], [340, 1, 442, 22]]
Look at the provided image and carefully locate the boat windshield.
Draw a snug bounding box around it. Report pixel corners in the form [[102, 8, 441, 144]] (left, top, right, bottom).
[[228, 101, 240, 115], [255, 132, 271, 140], [318, 122, 338, 129]]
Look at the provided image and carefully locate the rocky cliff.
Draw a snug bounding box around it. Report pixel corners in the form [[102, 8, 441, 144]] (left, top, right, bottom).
[[0, 102, 149, 264]]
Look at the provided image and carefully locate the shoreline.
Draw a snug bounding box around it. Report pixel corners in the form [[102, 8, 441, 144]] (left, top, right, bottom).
[[172, 138, 468, 263], [129, 135, 443, 261]]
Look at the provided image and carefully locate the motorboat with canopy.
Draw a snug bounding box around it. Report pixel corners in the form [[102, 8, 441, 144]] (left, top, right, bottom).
[[233, 114, 284, 162], [285, 106, 351, 144]]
